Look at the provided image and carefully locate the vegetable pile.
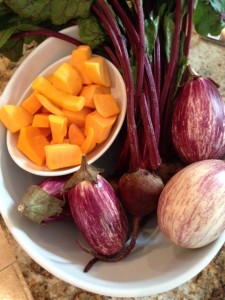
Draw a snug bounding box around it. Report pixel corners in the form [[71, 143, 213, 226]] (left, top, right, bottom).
[[1, 0, 225, 272]]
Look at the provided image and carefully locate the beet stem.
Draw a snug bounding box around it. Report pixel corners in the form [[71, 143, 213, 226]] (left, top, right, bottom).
[[109, 0, 160, 137], [153, 37, 161, 102], [11, 29, 81, 46], [79, 217, 141, 268], [139, 93, 162, 169], [108, 0, 160, 168], [103, 44, 121, 70], [84, 257, 99, 273], [92, 0, 141, 170], [134, 0, 145, 98], [184, 0, 195, 58], [159, 0, 182, 120]]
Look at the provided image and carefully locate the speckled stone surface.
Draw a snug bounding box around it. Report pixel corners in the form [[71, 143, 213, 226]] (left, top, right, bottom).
[[0, 31, 225, 300]]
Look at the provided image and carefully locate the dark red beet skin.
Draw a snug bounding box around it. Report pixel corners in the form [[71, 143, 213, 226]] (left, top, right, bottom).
[[119, 169, 164, 217]]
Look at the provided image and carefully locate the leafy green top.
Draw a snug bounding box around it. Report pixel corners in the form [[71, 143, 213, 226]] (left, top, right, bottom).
[[0, 0, 224, 61]]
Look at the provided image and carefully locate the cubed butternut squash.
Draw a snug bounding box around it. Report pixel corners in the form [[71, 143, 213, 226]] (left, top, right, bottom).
[[93, 93, 120, 117], [45, 144, 82, 170], [48, 115, 68, 144], [84, 110, 117, 143], [71, 45, 92, 84], [81, 127, 96, 154], [36, 93, 64, 116], [21, 91, 42, 115], [32, 76, 85, 112], [84, 56, 111, 87], [17, 126, 49, 166], [39, 127, 51, 137], [62, 107, 92, 127], [68, 123, 85, 146], [45, 73, 54, 83], [52, 62, 82, 95], [32, 113, 50, 128], [80, 84, 111, 109], [0, 105, 33, 133]]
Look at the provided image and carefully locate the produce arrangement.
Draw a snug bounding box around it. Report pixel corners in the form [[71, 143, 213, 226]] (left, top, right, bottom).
[[1, 0, 225, 272]]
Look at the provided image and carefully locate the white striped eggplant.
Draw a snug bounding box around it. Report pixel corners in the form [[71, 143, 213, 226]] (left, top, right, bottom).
[[172, 71, 225, 164], [157, 159, 225, 248], [64, 156, 129, 257]]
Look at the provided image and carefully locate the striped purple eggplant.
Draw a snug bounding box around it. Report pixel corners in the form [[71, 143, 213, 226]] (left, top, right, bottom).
[[65, 156, 129, 257], [172, 75, 225, 164], [157, 159, 225, 248]]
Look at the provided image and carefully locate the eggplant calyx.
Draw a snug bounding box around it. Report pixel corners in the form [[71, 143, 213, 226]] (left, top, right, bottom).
[[18, 185, 65, 223], [64, 155, 103, 190], [182, 65, 220, 89]]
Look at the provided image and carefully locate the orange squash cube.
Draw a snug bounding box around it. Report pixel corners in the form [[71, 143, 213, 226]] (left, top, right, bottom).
[[84, 56, 111, 87], [71, 45, 93, 84], [84, 110, 117, 143], [80, 84, 111, 109], [48, 115, 68, 144], [0, 105, 33, 133], [17, 126, 49, 166], [52, 62, 82, 95], [45, 144, 82, 170]]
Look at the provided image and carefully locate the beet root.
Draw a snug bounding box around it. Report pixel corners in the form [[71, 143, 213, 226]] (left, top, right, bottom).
[[118, 168, 164, 217]]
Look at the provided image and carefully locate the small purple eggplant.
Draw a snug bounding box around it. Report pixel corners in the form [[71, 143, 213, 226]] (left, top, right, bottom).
[[64, 156, 129, 257], [18, 176, 72, 224]]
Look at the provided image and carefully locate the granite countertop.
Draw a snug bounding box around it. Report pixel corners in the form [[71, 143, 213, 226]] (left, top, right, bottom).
[[1, 31, 225, 300]]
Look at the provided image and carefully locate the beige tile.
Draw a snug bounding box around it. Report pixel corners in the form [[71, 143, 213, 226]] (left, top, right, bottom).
[[0, 225, 16, 270], [0, 263, 33, 300]]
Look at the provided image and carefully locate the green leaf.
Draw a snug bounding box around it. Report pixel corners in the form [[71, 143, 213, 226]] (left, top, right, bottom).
[[77, 15, 106, 49], [0, 1, 11, 15], [0, 37, 24, 61], [193, 0, 225, 36], [50, 0, 93, 25], [145, 13, 159, 61], [0, 27, 15, 47], [4, 0, 93, 25], [163, 13, 174, 62], [0, 23, 40, 47], [4, 0, 51, 22]]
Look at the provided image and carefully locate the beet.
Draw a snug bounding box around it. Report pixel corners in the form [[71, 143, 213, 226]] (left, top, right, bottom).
[[119, 169, 164, 217]]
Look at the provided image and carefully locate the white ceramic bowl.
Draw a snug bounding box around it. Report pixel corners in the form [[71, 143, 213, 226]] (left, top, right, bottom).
[[0, 26, 225, 298], [6, 52, 126, 176]]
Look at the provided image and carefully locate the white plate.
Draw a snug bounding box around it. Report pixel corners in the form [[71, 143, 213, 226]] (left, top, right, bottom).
[[0, 26, 225, 298]]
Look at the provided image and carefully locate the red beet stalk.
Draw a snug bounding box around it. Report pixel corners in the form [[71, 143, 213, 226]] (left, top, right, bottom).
[[107, 0, 161, 169], [92, 0, 141, 170], [11, 29, 81, 47]]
